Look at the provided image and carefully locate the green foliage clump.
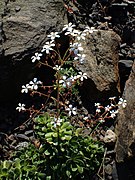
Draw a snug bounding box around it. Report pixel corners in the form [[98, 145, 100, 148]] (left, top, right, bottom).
[[0, 113, 104, 180]]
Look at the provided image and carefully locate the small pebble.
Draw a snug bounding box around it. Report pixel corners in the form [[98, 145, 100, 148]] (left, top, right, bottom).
[[103, 130, 117, 145], [15, 6, 21, 12], [105, 164, 113, 175]]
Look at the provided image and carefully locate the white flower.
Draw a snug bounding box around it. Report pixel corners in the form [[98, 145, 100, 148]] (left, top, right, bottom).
[[41, 41, 55, 54], [105, 105, 111, 112], [55, 118, 62, 126], [59, 75, 67, 87], [77, 72, 87, 81], [51, 117, 63, 128], [118, 98, 127, 108], [21, 84, 31, 93], [16, 103, 26, 112], [66, 78, 72, 87], [110, 110, 118, 118], [84, 26, 97, 34], [65, 29, 80, 36], [53, 65, 61, 71], [66, 104, 77, 116], [70, 75, 78, 81], [47, 32, 60, 40], [29, 78, 42, 90], [84, 116, 89, 120], [95, 103, 101, 107], [76, 32, 86, 41], [63, 22, 75, 32], [110, 104, 115, 108], [99, 119, 105, 123], [74, 54, 86, 64], [31, 52, 42, 63], [59, 75, 76, 88], [96, 108, 101, 113], [70, 42, 83, 53], [109, 96, 116, 101], [70, 43, 84, 58]]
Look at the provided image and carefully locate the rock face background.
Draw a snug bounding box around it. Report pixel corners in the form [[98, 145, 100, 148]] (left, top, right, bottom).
[[0, 0, 67, 102], [0, 0, 67, 131], [115, 61, 135, 162], [78, 30, 121, 112]]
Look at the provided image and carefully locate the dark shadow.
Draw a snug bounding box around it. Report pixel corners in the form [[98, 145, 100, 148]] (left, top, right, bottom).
[[116, 157, 135, 180]]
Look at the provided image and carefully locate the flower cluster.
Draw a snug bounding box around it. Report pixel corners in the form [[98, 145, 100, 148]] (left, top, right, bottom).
[[31, 32, 60, 62], [94, 97, 127, 122], [17, 23, 93, 116], [70, 42, 83, 56], [53, 65, 62, 71], [59, 75, 73, 88], [59, 72, 87, 88], [21, 78, 42, 93], [118, 98, 127, 109], [31, 23, 97, 65]]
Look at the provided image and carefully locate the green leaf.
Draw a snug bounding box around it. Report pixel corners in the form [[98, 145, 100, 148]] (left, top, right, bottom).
[[75, 128, 83, 136], [14, 167, 21, 175], [71, 167, 77, 172], [45, 132, 54, 139], [46, 138, 53, 144], [65, 135, 72, 141], [52, 133, 58, 137], [46, 175, 51, 180], [64, 130, 72, 135], [37, 172, 46, 178], [3, 160, 12, 169], [66, 170, 71, 178], [61, 147, 65, 152], [1, 168, 8, 174], [44, 150, 50, 155], [61, 122, 70, 129], [77, 165, 84, 174]]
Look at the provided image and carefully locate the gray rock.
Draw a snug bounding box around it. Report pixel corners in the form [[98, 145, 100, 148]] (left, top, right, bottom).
[[25, 130, 34, 136], [15, 133, 29, 141], [0, 1, 5, 17], [104, 129, 117, 145], [15, 6, 21, 12], [2, 0, 67, 58], [115, 61, 135, 162], [112, 161, 119, 180], [77, 30, 121, 112], [119, 60, 133, 69], [0, 0, 67, 102], [15, 141, 29, 150], [105, 164, 113, 175]]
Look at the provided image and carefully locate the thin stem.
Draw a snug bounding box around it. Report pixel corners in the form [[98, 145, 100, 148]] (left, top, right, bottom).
[[90, 122, 101, 135], [39, 61, 53, 69], [62, 47, 70, 61], [33, 90, 65, 107], [97, 147, 107, 179], [56, 72, 60, 119]]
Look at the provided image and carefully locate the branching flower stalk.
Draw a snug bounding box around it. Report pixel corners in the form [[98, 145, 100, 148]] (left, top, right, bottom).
[[16, 22, 127, 135], [12, 22, 129, 179]]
